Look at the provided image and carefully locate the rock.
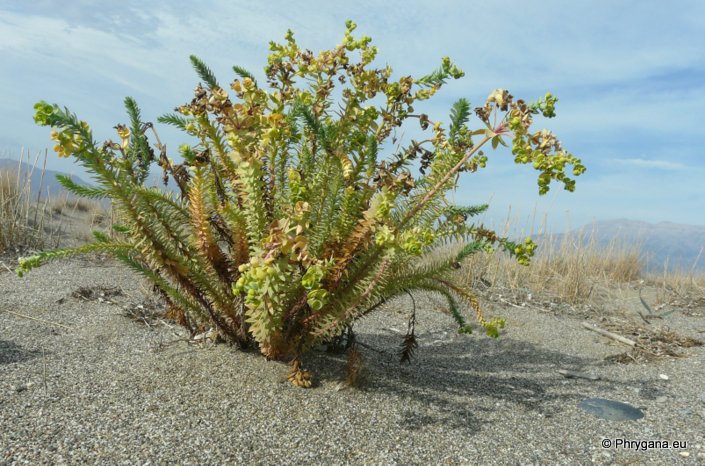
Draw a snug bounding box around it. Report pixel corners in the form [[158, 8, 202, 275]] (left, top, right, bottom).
[[579, 398, 645, 421], [11, 382, 33, 393]]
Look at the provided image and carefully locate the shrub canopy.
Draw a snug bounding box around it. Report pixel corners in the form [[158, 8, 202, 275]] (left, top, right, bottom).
[[22, 21, 585, 386]]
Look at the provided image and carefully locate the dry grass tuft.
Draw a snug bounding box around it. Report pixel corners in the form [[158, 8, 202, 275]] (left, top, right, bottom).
[[0, 150, 59, 253], [72, 198, 93, 213], [457, 212, 704, 320], [0, 149, 112, 256], [461, 226, 643, 308], [49, 200, 64, 215], [49, 196, 103, 218]]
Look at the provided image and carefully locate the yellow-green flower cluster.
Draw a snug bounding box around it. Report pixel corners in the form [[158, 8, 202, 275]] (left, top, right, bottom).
[[374, 224, 395, 247], [399, 227, 435, 255], [300, 261, 332, 311], [440, 56, 465, 80], [231, 77, 257, 97], [530, 92, 558, 118], [306, 288, 329, 311], [342, 20, 373, 53], [301, 262, 325, 289], [512, 237, 537, 266], [511, 131, 586, 195], [287, 168, 307, 202], [50, 122, 89, 158], [33, 101, 57, 126], [233, 257, 287, 311], [34, 102, 91, 158], [481, 317, 506, 338], [367, 188, 395, 221]]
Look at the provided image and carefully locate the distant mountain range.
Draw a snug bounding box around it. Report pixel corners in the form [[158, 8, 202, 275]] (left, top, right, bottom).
[[0, 158, 171, 204], [537, 219, 705, 273], [0, 158, 92, 200]]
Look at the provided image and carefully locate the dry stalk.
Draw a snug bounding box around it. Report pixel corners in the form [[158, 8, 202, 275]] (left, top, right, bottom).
[[582, 322, 636, 347], [1, 309, 72, 330]]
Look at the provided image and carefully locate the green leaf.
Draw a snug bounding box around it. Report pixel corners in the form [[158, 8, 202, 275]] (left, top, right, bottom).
[[124, 97, 152, 182], [55, 174, 108, 199], [416, 57, 464, 88], [111, 224, 131, 234], [189, 55, 219, 90], [449, 98, 470, 141], [157, 113, 191, 131], [124, 97, 142, 129], [455, 240, 485, 262], [232, 65, 258, 86], [16, 242, 131, 277], [92, 230, 110, 242]]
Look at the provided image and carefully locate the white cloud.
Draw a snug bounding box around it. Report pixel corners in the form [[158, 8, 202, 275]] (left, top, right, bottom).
[[0, 11, 172, 91]]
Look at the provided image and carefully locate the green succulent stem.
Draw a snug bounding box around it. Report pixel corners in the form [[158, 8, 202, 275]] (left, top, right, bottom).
[[398, 135, 492, 230]]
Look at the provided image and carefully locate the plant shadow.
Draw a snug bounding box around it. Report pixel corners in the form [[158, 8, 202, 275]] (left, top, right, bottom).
[[0, 339, 41, 365], [304, 327, 656, 433]]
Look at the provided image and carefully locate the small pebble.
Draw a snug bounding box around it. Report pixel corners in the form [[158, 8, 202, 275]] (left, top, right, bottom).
[[12, 383, 33, 393], [659, 374, 669, 380]]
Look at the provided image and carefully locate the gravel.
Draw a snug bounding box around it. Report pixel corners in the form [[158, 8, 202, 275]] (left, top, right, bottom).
[[1, 257, 704, 464]]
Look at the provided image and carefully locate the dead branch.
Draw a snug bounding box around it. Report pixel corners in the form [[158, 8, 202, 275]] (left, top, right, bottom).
[[582, 321, 636, 347]]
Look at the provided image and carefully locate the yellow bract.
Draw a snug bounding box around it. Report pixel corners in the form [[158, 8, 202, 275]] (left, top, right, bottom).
[[116, 125, 130, 149]]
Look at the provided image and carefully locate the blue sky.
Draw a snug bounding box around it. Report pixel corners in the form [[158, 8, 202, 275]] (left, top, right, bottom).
[[1, 0, 703, 232]]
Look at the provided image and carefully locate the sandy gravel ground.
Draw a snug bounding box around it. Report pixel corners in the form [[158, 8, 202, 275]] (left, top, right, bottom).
[[1, 257, 704, 465]]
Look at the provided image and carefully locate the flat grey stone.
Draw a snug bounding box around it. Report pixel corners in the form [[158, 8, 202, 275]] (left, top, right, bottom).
[[579, 398, 645, 421]]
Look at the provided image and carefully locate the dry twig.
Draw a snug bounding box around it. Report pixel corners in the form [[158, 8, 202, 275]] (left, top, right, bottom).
[[1, 309, 72, 329], [582, 322, 636, 347]]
